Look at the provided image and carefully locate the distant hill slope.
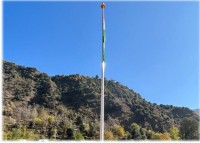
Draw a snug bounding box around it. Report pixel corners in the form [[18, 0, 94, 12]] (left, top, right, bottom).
[[193, 109, 199, 115], [3, 60, 199, 140]]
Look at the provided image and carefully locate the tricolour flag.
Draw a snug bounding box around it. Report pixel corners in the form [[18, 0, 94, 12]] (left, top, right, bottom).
[[102, 8, 106, 63]]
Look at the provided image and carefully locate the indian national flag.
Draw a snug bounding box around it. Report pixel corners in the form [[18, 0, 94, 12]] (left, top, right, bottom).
[[102, 9, 106, 63]]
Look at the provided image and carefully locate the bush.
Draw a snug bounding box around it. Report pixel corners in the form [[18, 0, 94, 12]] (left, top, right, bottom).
[[105, 131, 114, 140], [74, 132, 84, 140], [67, 128, 74, 139], [169, 127, 180, 140], [5, 128, 40, 140], [48, 128, 57, 139], [114, 125, 126, 138], [34, 118, 42, 125], [130, 123, 141, 139], [38, 108, 48, 121], [152, 132, 171, 140], [48, 116, 55, 124], [180, 118, 199, 140]]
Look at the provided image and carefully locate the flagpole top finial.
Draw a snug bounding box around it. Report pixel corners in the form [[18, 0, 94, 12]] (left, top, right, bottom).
[[101, 3, 105, 9]]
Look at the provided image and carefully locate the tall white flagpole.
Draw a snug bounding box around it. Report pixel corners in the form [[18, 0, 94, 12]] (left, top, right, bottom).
[[100, 2, 105, 141]]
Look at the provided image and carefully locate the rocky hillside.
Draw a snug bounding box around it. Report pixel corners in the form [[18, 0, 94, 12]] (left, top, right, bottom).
[[3, 61, 199, 140]]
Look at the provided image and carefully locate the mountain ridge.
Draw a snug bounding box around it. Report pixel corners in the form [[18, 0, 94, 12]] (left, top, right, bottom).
[[3, 60, 199, 140]]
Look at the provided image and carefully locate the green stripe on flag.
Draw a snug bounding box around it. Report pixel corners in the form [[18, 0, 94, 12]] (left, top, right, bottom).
[[102, 30, 106, 62]]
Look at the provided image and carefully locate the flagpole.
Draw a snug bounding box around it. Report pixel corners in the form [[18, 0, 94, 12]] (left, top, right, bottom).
[[100, 2, 105, 141]]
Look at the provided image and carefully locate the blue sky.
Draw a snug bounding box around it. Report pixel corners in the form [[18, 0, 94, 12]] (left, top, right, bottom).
[[3, 1, 199, 109]]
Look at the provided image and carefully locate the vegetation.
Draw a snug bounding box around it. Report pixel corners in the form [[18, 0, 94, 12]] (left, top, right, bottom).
[[169, 126, 180, 140], [105, 131, 114, 140], [3, 61, 199, 140], [180, 118, 199, 140]]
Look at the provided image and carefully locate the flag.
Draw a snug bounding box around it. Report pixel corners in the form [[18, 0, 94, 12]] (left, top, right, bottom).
[[102, 6, 106, 63]]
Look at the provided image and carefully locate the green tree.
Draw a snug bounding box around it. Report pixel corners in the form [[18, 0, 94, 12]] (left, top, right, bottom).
[[74, 132, 84, 140], [34, 117, 43, 125], [48, 128, 57, 139], [67, 128, 74, 139], [140, 128, 147, 139], [88, 123, 96, 138], [61, 120, 71, 138], [130, 123, 142, 139], [80, 124, 85, 133], [48, 115, 55, 125], [146, 129, 154, 139], [76, 116, 83, 126], [180, 118, 199, 140], [169, 127, 180, 140], [5, 128, 40, 140], [7, 128, 21, 140]]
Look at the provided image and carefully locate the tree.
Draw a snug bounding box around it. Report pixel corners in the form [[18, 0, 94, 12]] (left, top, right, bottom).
[[146, 129, 154, 139], [105, 131, 114, 140], [88, 123, 96, 138], [38, 108, 48, 121], [140, 128, 147, 139], [48, 116, 55, 125], [31, 108, 38, 119], [79, 124, 85, 133], [47, 128, 57, 139], [169, 127, 180, 140], [34, 118, 42, 125], [180, 118, 199, 140], [67, 128, 74, 139], [152, 132, 171, 140], [5, 128, 40, 140], [61, 120, 71, 138], [74, 132, 84, 140], [76, 116, 83, 126], [130, 123, 142, 139], [160, 132, 171, 140], [114, 125, 126, 138]]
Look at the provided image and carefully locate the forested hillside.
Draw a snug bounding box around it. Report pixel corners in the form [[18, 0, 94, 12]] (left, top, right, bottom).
[[3, 61, 199, 140]]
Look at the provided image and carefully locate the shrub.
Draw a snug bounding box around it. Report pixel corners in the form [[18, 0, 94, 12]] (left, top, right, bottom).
[[169, 127, 180, 140], [74, 132, 84, 140], [105, 131, 114, 140], [34, 118, 42, 125], [114, 125, 126, 138], [48, 116, 55, 124], [152, 132, 171, 140]]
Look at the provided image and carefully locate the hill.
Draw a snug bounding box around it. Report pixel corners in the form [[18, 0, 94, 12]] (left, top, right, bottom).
[[193, 109, 199, 115], [3, 60, 199, 140]]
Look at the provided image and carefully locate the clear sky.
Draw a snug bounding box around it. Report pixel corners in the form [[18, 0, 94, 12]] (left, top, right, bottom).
[[3, 1, 199, 109]]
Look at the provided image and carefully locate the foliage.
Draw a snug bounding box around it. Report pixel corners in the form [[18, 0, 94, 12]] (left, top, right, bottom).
[[152, 132, 171, 140], [4, 128, 40, 140], [74, 132, 84, 140], [47, 128, 57, 139], [169, 127, 180, 140], [34, 117, 42, 125], [114, 125, 126, 138], [130, 123, 141, 139], [48, 116, 55, 124], [146, 129, 154, 139], [67, 128, 74, 139], [3, 61, 200, 140], [180, 118, 199, 140], [37, 108, 48, 121], [105, 131, 114, 140]]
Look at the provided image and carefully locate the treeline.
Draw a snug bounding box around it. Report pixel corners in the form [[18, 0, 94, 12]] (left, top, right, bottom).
[[3, 109, 199, 140]]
